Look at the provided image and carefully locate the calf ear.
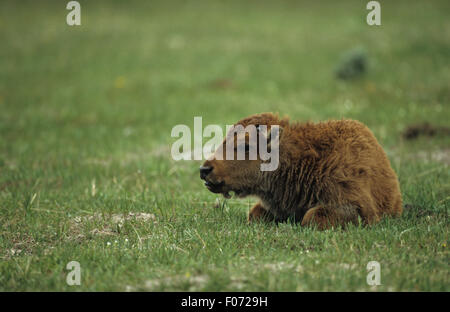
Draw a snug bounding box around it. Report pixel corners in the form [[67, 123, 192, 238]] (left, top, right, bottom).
[[266, 125, 283, 148], [257, 125, 283, 149]]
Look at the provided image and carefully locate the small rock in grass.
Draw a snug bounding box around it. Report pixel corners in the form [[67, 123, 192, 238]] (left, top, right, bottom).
[[335, 47, 368, 80]]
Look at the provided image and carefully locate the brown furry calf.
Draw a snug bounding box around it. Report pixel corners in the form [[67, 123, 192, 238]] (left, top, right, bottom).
[[200, 113, 402, 229]]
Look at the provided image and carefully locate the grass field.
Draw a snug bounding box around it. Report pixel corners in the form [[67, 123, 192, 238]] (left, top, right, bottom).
[[0, 0, 449, 291]]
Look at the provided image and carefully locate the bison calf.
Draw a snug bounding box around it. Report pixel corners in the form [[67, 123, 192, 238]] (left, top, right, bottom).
[[200, 113, 402, 230]]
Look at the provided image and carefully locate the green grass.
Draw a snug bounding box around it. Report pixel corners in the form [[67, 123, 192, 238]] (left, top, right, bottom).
[[0, 0, 449, 291]]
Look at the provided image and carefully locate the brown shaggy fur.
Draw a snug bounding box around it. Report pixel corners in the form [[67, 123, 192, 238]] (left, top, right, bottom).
[[201, 113, 402, 230]]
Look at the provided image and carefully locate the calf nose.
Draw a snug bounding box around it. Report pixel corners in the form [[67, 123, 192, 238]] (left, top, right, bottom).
[[199, 166, 213, 180]]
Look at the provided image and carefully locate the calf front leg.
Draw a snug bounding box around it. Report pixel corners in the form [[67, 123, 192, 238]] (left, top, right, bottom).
[[248, 202, 275, 223]]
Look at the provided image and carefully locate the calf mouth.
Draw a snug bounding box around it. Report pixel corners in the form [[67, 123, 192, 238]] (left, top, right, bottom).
[[204, 180, 232, 199], [233, 189, 247, 198], [204, 180, 248, 199], [204, 180, 225, 192]]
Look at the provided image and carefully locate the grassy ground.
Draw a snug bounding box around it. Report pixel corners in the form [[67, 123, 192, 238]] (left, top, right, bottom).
[[0, 0, 449, 291]]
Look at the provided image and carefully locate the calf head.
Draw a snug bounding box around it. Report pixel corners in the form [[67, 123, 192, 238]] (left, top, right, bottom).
[[200, 113, 285, 198]]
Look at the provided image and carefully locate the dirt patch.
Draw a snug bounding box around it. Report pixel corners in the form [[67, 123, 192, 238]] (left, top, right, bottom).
[[409, 148, 450, 165], [263, 262, 304, 273], [207, 78, 233, 90], [402, 123, 450, 140], [69, 212, 156, 239], [1, 233, 37, 260], [127, 274, 209, 291]]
